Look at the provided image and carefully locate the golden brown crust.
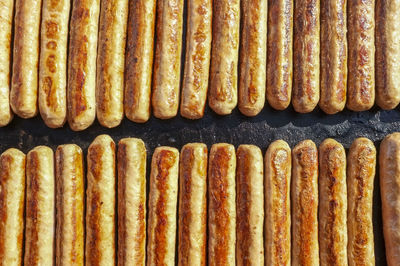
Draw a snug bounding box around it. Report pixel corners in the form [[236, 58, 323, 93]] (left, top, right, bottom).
[[124, 0, 156, 123], [208, 0, 240, 115], [347, 0, 375, 111], [319, 0, 347, 114], [264, 140, 291, 265], [318, 139, 348, 265]]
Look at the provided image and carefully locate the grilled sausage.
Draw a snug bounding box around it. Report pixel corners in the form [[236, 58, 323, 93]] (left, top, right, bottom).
[[291, 140, 319, 265], [319, 0, 347, 114], [117, 138, 147, 266], [0, 149, 25, 265], [147, 147, 179, 266], [347, 0, 375, 111], [178, 143, 208, 265], [24, 146, 55, 265], [347, 138, 376, 265], [67, 0, 100, 131], [124, 0, 156, 123], [10, 0, 42, 118], [266, 0, 293, 110], [375, 0, 400, 110], [208, 144, 236, 265], [293, 0, 320, 113], [380, 132, 400, 266], [55, 144, 84, 265], [0, 0, 14, 127], [86, 135, 116, 265], [96, 0, 128, 128], [318, 139, 348, 265], [38, 0, 70, 128], [180, 0, 212, 119], [265, 140, 291, 265], [208, 0, 240, 115], [236, 145, 264, 265], [151, 0, 184, 119]]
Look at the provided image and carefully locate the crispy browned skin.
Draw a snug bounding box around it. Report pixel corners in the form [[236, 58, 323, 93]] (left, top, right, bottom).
[[347, 0, 375, 111], [10, 0, 42, 118], [266, 0, 293, 110], [208, 0, 240, 115], [347, 138, 376, 266], [318, 139, 348, 265], [178, 143, 208, 265], [55, 145, 84, 266], [0, 149, 25, 265], [124, 0, 156, 123], [293, 0, 320, 113], [265, 140, 291, 265], [375, 0, 400, 110], [238, 0, 267, 117], [380, 132, 400, 266], [208, 144, 236, 265], [151, 0, 184, 119], [319, 0, 347, 114], [180, 0, 212, 119], [291, 140, 319, 265]]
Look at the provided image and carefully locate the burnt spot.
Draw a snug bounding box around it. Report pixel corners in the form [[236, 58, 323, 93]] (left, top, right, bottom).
[[45, 20, 59, 39], [0, 154, 14, 255], [43, 76, 58, 113], [89, 145, 103, 181], [87, 190, 101, 265], [46, 41, 57, 50], [46, 54, 57, 73]]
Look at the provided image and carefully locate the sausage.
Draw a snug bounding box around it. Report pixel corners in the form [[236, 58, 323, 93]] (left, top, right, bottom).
[[96, 0, 128, 128], [10, 0, 42, 118], [38, 0, 70, 128], [180, 0, 212, 119], [318, 139, 348, 265], [178, 143, 208, 265], [0, 149, 25, 265], [293, 0, 320, 113], [291, 140, 319, 265], [117, 138, 147, 266], [24, 146, 55, 265], [319, 0, 347, 114], [236, 145, 264, 265], [0, 0, 14, 127], [208, 143, 236, 265], [55, 144, 84, 265], [67, 0, 100, 131], [208, 0, 240, 115], [347, 0, 375, 111], [347, 138, 376, 265], [151, 0, 184, 119], [266, 0, 293, 110], [264, 140, 291, 265], [147, 146, 179, 265], [238, 0, 267, 116], [124, 0, 156, 123], [86, 135, 116, 265], [379, 132, 400, 266], [375, 0, 400, 110]]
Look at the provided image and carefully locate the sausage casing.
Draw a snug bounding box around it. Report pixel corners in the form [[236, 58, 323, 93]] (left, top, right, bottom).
[[347, 0, 375, 111], [178, 143, 208, 265], [291, 140, 319, 265], [208, 0, 240, 115], [24, 146, 55, 265], [180, 0, 212, 119], [86, 135, 116, 265], [55, 144, 84, 266], [0, 149, 25, 265], [318, 139, 348, 265], [117, 138, 147, 266], [265, 140, 291, 265], [380, 132, 400, 266], [208, 143, 236, 265], [236, 145, 264, 266]]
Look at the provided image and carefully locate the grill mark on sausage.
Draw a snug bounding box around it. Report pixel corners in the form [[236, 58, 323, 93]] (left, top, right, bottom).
[[0, 154, 13, 257]]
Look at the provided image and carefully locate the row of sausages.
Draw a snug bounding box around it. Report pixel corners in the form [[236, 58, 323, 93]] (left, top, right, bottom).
[[1, 134, 400, 265], [1, 0, 398, 130]]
